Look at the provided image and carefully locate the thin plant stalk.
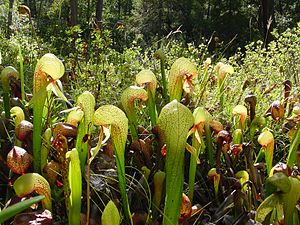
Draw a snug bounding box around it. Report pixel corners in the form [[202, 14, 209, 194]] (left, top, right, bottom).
[[18, 45, 25, 102], [160, 58, 168, 101], [188, 134, 204, 201], [147, 88, 157, 126], [287, 123, 300, 168], [136, 70, 158, 126], [188, 107, 206, 201], [86, 135, 91, 225], [198, 59, 211, 101], [66, 149, 82, 225], [116, 153, 130, 222], [154, 49, 168, 101], [204, 122, 214, 166], [215, 63, 234, 113], [32, 83, 47, 173], [127, 113, 139, 141], [218, 77, 225, 112]]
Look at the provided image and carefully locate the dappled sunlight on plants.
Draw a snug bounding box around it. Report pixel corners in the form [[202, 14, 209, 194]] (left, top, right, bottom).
[[1, 16, 300, 225]]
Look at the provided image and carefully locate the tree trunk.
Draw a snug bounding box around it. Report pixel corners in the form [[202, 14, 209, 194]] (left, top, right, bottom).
[[86, 0, 91, 25], [70, 0, 78, 26], [69, 0, 78, 51], [37, 0, 44, 18], [118, 0, 121, 18], [260, 0, 275, 47], [207, 0, 211, 19], [7, 0, 14, 38], [182, 0, 193, 40], [95, 0, 104, 29], [158, 0, 163, 36], [29, 0, 36, 17]]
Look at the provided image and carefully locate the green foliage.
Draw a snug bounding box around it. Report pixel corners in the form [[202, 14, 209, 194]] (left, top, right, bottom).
[[101, 200, 121, 225], [0, 195, 45, 224], [0, 2, 49, 88], [195, 22, 300, 120], [287, 124, 300, 168], [256, 173, 300, 225]]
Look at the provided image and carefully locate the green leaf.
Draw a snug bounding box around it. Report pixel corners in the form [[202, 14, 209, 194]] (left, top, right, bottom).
[[121, 86, 148, 140], [36, 53, 64, 80], [94, 105, 132, 224], [168, 57, 197, 101], [66, 149, 82, 225], [89, 126, 110, 163], [136, 69, 157, 95], [94, 105, 128, 157], [101, 201, 120, 225], [267, 172, 291, 193], [255, 194, 280, 223], [10, 106, 25, 128], [1, 66, 19, 118], [282, 177, 300, 225], [13, 173, 52, 211], [76, 91, 95, 170], [1, 66, 19, 92], [0, 196, 45, 223], [287, 124, 300, 168], [77, 91, 95, 132], [47, 81, 70, 104], [158, 100, 194, 225], [136, 70, 158, 126]]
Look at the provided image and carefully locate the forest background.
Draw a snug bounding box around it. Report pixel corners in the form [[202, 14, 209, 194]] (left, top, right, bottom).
[[2, 0, 300, 55], [1, 0, 300, 103]]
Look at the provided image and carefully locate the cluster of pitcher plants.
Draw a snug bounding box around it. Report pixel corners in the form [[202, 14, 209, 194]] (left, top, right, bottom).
[[0, 50, 300, 225]]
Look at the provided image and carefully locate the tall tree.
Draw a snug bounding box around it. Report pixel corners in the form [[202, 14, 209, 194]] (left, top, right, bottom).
[[96, 0, 104, 29], [181, 0, 193, 39], [29, 0, 36, 17], [70, 0, 78, 26], [260, 0, 275, 46], [27, 0, 36, 17], [69, 0, 78, 51]]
